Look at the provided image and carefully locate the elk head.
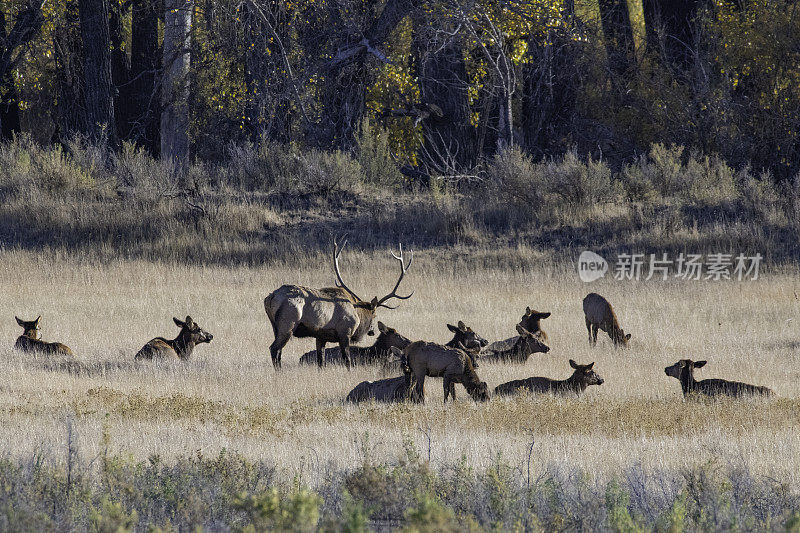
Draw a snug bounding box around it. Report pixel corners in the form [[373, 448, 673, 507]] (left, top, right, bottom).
[[333, 236, 414, 337], [15, 316, 41, 339], [173, 316, 213, 345]]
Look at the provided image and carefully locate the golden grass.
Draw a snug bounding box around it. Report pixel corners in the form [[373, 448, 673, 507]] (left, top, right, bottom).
[[1, 249, 799, 487]]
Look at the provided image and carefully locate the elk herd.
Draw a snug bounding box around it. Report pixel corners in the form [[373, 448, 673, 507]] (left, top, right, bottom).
[[13, 241, 775, 402]]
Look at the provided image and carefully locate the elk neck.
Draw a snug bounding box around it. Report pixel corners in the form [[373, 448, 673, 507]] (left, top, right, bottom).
[[679, 367, 697, 394], [171, 330, 196, 359]]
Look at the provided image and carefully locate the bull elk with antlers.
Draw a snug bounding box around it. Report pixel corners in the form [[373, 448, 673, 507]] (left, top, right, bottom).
[[264, 238, 414, 369]]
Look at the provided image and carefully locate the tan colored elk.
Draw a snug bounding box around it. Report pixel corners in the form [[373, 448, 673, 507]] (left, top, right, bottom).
[[664, 359, 774, 397], [299, 321, 411, 366], [264, 238, 413, 369], [494, 360, 604, 396], [481, 324, 550, 363], [134, 316, 213, 360], [393, 343, 489, 403], [346, 353, 414, 403], [14, 316, 74, 356], [485, 307, 551, 353], [583, 293, 630, 347]]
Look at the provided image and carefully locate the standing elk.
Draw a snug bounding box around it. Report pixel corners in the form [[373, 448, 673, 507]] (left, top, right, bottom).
[[486, 307, 551, 353], [664, 359, 774, 397], [583, 292, 630, 347], [299, 321, 411, 366], [481, 324, 550, 363], [264, 238, 413, 370], [445, 320, 488, 367], [393, 343, 489, 403], [135, 316, 213, 360], [494, 360, 604, 397], [346, 354, 414, 403], [14, 316, 74, 356]]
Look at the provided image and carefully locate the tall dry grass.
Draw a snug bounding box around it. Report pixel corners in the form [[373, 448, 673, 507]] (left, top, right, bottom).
[[1, 250, 799, 492]]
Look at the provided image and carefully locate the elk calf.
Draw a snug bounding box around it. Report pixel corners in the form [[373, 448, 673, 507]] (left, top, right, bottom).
[[300, 321, 411, 366], [396, 343, 489, 403], [482, 325, 550, 363], [494, 360, 604, 397], [664, 359, 774, 397], [135, 316, 213, 361], [486, 307, 551, 353], [14, 316, 74, 356], [583, 293, 630, 347], [346, 355, 414, 403]]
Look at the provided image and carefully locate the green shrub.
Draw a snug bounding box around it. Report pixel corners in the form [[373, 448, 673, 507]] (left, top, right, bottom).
[[234, 488, 322, 533], [356, 118, 404, 188]]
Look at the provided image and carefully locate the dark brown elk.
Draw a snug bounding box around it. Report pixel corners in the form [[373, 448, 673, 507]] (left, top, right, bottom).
[[481, 325, 550, 363], [14, 316, 74, 356], [134, 316, 213, 360], [394, 343, 489, 403], [664, 359, 774, 397], [299, 321, 411, 366], [346, 354, 414, 403], [445, 320, 488, 367], [264, 239, 413, 370], [583, 293, 630, 347], [494, 360, 604, 396], [485, 307, 551, 352]]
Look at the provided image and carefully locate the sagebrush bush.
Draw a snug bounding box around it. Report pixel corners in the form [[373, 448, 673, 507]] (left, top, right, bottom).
[[356, 119, 404, 188]]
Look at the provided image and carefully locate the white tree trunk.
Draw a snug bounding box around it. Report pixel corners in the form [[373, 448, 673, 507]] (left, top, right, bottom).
[[161, 0, 192, 162]]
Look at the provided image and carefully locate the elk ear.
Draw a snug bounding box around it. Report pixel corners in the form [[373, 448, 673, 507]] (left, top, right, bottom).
[[624, 333, 631, 341], [35, 316, 41, 324], [15, 316, 23, 326], [377, 321, 388, 333], [173, 317, 185, 328], [370, 297, 379, 310], [457, 320, 467, 332], [539, 312, 551, 319], [389, 346, 403, 358], [569, 359, 579, 369], [525, 306, 532, 315], [447, 323, 458, 333], [587, 362, 595, 370], [694, 360, 707, 368]]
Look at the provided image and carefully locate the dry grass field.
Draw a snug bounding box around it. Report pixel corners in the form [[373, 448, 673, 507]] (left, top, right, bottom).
[[2, 247, 799, 499]]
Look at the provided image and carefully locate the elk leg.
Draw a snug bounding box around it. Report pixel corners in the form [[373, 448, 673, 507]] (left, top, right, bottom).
[[270, 331, 292, 370], [585, 317, 593, 345], [338, 337, 352, 370], [591, 324, 599, 345], [413, 375, 425, 403], [316, 338, 326, 368]]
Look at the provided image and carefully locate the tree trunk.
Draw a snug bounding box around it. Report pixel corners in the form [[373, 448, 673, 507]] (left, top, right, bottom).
[[413, 21, 476, 175], [131, 0, 161, 155], [0, 7, 20, 140], [599, 0, 635, 77], [110, 0, 132, 141], [161, 0, 193, 162], [78, 0, 119, 147], [54, 0, 86, 139], [643, 0, 701, 70]]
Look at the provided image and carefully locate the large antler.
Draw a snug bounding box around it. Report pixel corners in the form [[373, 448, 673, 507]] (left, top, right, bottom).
[[376, 244, 414, 309], [333, 236, 363, 302]]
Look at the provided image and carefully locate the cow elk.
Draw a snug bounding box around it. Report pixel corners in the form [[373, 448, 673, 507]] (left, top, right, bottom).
[[664, 359, 774, 397], [264, 238, 413, 370], [394, 343, 489, 403], [346, 353, 414, 403], [485, 307, 551, 353], [583, 292, 630, 347], [300, 321, 411, 366], [494, 360, 604, 397], [135, 316, 213, 361], [482, 324, 550, 363], [14, 316, 74, 356]]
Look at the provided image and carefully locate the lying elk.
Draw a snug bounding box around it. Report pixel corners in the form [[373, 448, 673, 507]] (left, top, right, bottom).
[[393, 343, 489, 403], [299, 321, 411, 366], [664, 359, 774, 397], [481, 325, 549, 363], [14, 316, 74, 356], [583, 293, 630, 347], [135, 316, 213, 361], [346, 354, 414, 403], [265, 238, 413, 370], [486, 307, 551, 353], [494, 360, 604, 397]]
